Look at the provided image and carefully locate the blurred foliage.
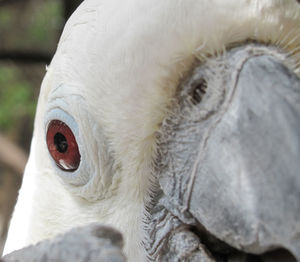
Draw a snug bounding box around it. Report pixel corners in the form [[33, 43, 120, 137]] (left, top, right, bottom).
[[0, 0, 63, 52], [0, 0, 64, 149], [0, 65, 36, 131]]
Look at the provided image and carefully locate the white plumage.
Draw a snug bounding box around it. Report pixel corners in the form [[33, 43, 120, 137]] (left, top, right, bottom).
[[4, 0, 300, 261]]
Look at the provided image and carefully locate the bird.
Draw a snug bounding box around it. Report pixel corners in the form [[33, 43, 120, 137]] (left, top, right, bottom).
[[3, 0, 300, 261]]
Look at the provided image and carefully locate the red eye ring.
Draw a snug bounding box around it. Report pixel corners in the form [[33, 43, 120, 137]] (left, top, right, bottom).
[[46, 120, 81, 171]]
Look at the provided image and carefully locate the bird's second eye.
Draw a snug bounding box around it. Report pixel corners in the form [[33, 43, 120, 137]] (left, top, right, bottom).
[[46, 120, 81, 171]]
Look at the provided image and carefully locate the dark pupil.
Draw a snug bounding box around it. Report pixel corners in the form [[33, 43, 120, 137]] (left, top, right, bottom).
[[54, 132, 68, 153]]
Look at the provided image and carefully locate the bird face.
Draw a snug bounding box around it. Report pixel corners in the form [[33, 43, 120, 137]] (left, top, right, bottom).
[[4, 0, 300, 261]]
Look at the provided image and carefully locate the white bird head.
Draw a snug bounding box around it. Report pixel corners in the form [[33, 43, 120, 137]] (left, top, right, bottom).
[[4, 0, 300, 261]]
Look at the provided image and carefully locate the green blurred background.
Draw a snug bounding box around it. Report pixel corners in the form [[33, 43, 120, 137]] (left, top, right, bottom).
[[0, 0, 83, 254]]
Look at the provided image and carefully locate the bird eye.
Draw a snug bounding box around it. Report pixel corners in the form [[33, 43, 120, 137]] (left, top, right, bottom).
[[46, 120, 81, 171]]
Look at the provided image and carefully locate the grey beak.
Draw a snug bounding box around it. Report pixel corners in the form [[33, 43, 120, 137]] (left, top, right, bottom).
[[188, 53, 300, 259], [147, 45, 300, 261]]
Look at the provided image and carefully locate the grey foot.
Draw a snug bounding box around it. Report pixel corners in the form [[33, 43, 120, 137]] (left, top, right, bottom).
[[162, 227, 215, 262], [2, 224, 126, 262]]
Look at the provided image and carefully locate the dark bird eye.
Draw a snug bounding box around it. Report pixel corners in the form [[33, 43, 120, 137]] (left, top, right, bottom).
[[46, 120, 80, 171]]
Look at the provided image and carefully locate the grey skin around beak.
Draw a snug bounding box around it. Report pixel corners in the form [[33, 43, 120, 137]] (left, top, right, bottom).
[[144, 44, 300, 262]]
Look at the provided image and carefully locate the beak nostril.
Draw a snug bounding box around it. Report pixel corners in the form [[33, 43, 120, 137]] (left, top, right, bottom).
[[190, 78, 208, 105]]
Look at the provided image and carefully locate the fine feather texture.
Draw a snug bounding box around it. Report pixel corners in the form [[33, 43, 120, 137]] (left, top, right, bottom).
[[4, 0, 300, 261]]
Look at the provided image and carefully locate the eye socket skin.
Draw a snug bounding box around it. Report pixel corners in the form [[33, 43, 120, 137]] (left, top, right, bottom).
[[46, 120, 81, 171]]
